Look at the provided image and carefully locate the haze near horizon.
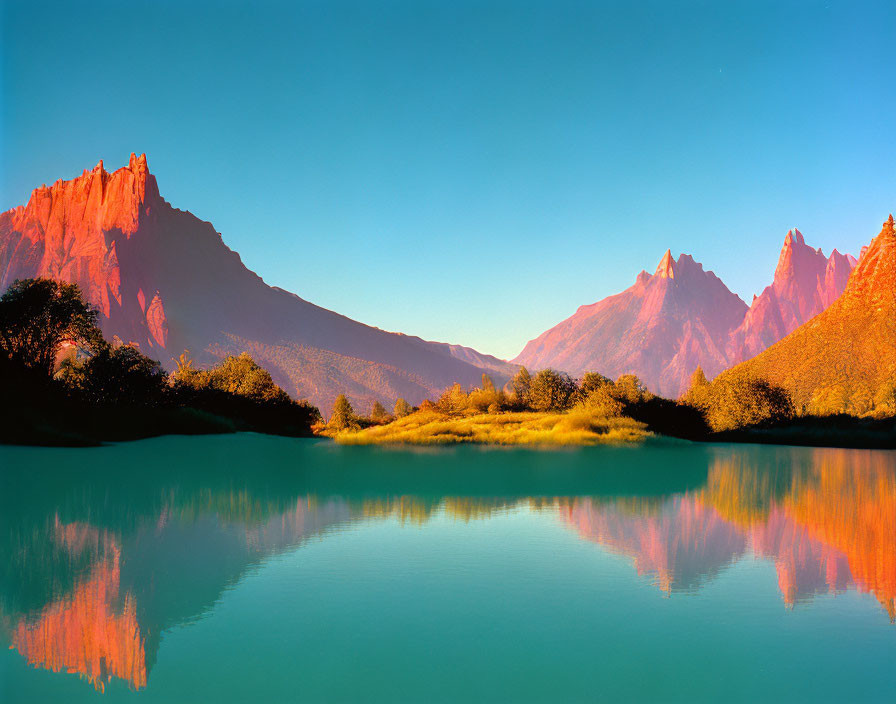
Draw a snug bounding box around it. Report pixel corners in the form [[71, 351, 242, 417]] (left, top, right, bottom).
[[2, 0, 895, 359]]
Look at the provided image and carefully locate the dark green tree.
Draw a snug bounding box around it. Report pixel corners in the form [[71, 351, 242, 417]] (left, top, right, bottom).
[[75, 343, 169, 406], [0, 278, 102, 376]]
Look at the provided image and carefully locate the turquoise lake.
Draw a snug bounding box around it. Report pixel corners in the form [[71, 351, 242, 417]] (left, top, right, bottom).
[[1, 434, 894, 702]]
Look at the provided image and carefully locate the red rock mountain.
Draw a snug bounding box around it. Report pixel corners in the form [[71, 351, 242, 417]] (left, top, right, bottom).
[[514, 229, 856, 398], [727, 228, 856, 363], [719, 215, 896, 414], [513, 251, 748, 397], [0, 155, 515, 413]]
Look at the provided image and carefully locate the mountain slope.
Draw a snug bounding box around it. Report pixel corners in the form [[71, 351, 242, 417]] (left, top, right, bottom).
[[718, 216, 896, 414], [0, 155, 515, 413], [513, 251, 748, 397], [728, 228, 856, 363]]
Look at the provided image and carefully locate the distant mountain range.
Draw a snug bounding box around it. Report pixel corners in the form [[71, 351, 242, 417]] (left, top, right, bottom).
[[719, 215, 896, 414], [514, 228, 858, 397], [0, 155, 515, 414]]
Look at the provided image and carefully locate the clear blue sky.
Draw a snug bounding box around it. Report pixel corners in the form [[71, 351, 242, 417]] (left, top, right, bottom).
[[2, 1, 894, 359]]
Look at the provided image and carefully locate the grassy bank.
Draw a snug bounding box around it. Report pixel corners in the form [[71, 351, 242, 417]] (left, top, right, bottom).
[[333, 408, 650, 446]]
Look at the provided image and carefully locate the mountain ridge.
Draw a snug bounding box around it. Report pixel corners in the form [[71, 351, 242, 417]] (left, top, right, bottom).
[[0, 155, 516, 414], [514, 228, 857, 397], [717, 215, 896, 414]]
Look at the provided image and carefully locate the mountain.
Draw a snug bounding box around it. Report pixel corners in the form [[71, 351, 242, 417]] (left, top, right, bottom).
[[514, 228, 857, 398], [718, 216, 896, 414], [727, 228, 856, 363], [0, 155, 515, 413], [513, 251, 749, 397]]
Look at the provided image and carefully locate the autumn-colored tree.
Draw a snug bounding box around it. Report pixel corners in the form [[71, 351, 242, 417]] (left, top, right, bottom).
[[613, 374, 650, 404], [331, 394, 355, 429], [873, 379, 896, 416], [528, 369, 577, 411], [437, 383, 469, 415], [370, 400, 389, 422], [705, 376, 794, 432], [680, 366, 711, 408], [467, 374, 505, 413], [510, 367, 532, 407], [0, 278, 102, 376], [579, 371, 612, 398], [580, 384, 624, 417], [176, 352, 290, 403], [393, 397, 412, 417]]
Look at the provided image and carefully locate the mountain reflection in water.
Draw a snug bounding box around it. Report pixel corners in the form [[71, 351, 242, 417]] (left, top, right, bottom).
[[0, 437, 893, 693]]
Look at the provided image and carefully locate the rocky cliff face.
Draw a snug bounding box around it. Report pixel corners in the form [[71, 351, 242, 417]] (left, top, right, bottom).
[[0, 155, 515, 413], [513, 251, 749, 398]]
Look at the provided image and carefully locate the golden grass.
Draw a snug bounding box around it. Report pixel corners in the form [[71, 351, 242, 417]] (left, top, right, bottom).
[[333, 408, 650, 446]]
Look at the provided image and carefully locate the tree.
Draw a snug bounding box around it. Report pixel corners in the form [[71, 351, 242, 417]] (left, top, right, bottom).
[[579, 371, 612, 398], [481, 374, 495, 393], [75, 343, 169, 406], [529, 369, 577, 411], [331, 394, 355, 429], [705, 376, 794, 432], [873, 379, 896, 416], [394, 397, 412, 418], [613, 374, 649, 404], [510, 367, 532, 407], [370, 400, 388, 422], [680, 366, 711, 408], [437, 383, 469, 414], [177, 352, 290, 403], [0, 278, 102, 376]]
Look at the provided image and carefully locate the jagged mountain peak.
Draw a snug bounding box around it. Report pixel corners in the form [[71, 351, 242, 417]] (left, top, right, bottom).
[[721, 215, 896, 414], [655, 249, 675, 278]]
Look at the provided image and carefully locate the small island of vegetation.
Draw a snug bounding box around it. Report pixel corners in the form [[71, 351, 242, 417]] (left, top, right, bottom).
[[320, 365, 896, 449]]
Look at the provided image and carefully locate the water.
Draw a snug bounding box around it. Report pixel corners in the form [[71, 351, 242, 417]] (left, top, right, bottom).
[[1, 435, 894, 702]]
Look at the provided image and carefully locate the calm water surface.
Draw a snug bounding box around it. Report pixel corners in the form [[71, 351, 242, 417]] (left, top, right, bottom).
[[1, 435, 894, 702]]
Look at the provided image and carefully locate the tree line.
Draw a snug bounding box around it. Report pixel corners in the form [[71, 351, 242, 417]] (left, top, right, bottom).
[[0, 279, 321, 444], [324, 362, 806, 439]]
